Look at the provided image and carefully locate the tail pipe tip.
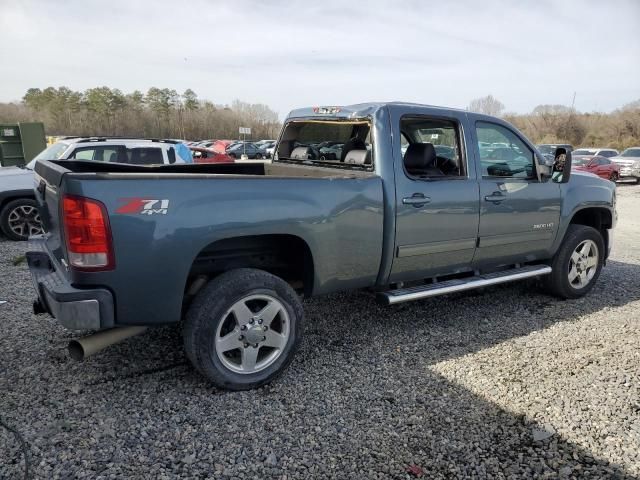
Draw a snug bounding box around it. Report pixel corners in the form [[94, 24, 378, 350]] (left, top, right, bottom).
[[68, 326, 148, 361]]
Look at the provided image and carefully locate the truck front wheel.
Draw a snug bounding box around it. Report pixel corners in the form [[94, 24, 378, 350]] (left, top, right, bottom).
[[543, 225, 604, 299], [183, 268, 303, 390]]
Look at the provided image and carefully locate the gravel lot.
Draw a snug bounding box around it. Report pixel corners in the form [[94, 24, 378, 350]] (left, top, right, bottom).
[[1, 184, 639, 479]]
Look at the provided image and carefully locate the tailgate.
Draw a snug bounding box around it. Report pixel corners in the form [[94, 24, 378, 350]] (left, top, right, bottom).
[[33, 160, 68, 263]]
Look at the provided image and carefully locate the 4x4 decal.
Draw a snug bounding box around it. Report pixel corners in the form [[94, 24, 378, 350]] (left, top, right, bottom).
[[116, 198, 169, 215]]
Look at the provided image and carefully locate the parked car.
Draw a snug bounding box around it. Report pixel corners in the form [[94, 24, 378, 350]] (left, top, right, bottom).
[[572, 155, 620, 181], [27, 102, 615, 391], [195, 140, 217, 148], [265, 143, 277, 158], [226, 142, 266, 159], [190, 147, 234, 164], [0, 138, 185, 240], [610, 147, 640, 183], [572, 148, 619, 158], [211, 140, 234, 154], [537, 143, 573, 156], [255, 140, 276, 148]]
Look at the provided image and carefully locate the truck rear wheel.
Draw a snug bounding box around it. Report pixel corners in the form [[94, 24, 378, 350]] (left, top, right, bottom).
[[543, 225, 604, 299], [183, 268, 303, 390]]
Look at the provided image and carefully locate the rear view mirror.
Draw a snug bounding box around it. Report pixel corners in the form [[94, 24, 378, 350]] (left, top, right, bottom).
[[553, 147, 572, 183]]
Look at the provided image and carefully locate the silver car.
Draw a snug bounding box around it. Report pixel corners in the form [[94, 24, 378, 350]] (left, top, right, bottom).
[[610, 147, 640, 183], [0, 138, 186, 240]]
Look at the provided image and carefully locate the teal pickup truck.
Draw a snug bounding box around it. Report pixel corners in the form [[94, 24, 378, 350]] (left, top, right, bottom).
[[27, 102, 616, 390]]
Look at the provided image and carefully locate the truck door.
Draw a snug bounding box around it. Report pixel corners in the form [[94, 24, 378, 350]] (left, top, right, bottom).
[[389, 111, 480, 283], [472, 120, 561, 267]]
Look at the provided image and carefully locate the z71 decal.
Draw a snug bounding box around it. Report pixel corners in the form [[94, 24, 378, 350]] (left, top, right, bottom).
[[117, 198, 170, 215]]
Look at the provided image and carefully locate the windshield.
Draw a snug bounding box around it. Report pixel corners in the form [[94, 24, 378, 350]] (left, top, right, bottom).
[[276, 120, 372, 170], [573, 149, 596, 156], [26, 142, 70, 169], [621, 148, 640, 157]]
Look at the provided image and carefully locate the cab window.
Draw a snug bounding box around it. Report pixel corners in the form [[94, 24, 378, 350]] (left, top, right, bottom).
[[400, 117, 465, 179], [476, 122, 535, 178]]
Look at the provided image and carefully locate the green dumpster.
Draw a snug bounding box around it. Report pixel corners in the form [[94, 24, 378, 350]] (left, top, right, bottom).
[[0, 122, 46, 167]]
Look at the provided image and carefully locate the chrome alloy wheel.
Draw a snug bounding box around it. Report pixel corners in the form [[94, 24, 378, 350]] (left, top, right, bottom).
[[8, 204, 42, 238], [568, 239, 599, 289], [214, 294, 290, 374]]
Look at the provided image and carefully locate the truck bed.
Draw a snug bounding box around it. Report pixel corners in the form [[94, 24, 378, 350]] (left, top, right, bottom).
[[38, 159, 376, 184], [32, 159, 384, 328]]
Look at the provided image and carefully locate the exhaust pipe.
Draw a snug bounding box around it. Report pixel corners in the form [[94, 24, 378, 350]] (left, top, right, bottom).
[[68, 326, 148, 361]]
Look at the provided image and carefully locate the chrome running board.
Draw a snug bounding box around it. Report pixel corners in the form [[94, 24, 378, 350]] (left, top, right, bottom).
[[378, 265, 552, 305]]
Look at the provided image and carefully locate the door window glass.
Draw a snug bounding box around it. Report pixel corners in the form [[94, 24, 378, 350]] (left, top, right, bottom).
[[476, 122, 535, 178], [400, 117, 464, 178], [73, 149, 94, 160]]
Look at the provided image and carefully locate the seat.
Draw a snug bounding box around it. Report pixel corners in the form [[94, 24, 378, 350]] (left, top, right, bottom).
[[290, 146, 313, 160], [340, 137, 367, 162], [107, 151, 118, 163], [403, 143, 444, 177]]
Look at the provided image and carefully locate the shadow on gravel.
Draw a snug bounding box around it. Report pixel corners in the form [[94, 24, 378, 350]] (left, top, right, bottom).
[[2, 253, 639, 477]]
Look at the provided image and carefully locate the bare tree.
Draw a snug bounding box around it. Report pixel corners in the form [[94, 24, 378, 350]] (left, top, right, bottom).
[[468, 95, 505, 117]]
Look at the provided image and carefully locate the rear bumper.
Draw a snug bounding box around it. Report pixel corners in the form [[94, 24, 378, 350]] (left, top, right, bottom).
[[27, 237, 114, 331]]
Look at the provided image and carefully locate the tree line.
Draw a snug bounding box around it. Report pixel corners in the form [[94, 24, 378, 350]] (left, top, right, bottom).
[[0, 88, 638, 149], [0, 87, 282, 140], [468, 95, 640, 150]]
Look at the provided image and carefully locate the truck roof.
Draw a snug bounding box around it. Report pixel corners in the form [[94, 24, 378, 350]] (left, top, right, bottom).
[[286, 102, 469, 120]]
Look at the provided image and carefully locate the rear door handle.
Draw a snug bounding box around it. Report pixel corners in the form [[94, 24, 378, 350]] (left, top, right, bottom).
[[403, 194, 431, 207], [484, 192, 506, 203]]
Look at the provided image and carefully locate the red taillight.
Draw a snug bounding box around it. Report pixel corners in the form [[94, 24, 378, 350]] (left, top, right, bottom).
[[62, 195, 114, 270]]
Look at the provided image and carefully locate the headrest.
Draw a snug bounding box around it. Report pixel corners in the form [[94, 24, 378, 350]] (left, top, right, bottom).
[[343, 149, 370, 165], [291, 147, 311, 160], [404, 143, 436, 170]]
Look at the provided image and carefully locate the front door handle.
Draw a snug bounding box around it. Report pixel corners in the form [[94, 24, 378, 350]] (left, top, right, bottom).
[[403, 194, 431, 207], [484, 192, 506, 203]]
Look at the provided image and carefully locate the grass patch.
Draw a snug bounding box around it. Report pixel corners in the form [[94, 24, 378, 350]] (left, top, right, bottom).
[[12, 255, 26, 266]]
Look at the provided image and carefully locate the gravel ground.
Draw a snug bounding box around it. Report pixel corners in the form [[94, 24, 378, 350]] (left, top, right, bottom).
[[1, 184, 639, 479]]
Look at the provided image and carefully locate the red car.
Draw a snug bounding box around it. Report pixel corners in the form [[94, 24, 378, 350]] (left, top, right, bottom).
[[189, 147, 234, 164], [211, 140, 234, 154], [572, 155, 620, 181]]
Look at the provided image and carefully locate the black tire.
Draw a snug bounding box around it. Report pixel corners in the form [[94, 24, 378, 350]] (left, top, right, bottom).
[[609, 172, 618, 182], [255, 153, 263, 159], [183, 268, 303, 390], [543, 225, 604, 299], [228, 153, 237, 159], [0, 198, 42, 241]]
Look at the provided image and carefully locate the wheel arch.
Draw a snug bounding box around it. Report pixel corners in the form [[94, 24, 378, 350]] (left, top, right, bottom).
[[0, 190, 36, 212], [566, 206, 614, 259], [184, 233, 315, 301]]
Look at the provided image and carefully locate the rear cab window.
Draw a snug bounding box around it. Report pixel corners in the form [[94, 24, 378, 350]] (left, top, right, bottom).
[[275, 119, 373, 170]]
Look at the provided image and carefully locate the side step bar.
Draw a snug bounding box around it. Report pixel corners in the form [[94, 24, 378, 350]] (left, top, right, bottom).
[[378, 265, 552, 305]]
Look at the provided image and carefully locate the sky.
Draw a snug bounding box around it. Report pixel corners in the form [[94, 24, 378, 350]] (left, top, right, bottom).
[[1, 0, 639, 118]]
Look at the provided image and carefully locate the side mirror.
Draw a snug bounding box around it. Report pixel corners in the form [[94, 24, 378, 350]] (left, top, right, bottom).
[[553, 147, 571, 183], [536, 154, 555, 180]]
